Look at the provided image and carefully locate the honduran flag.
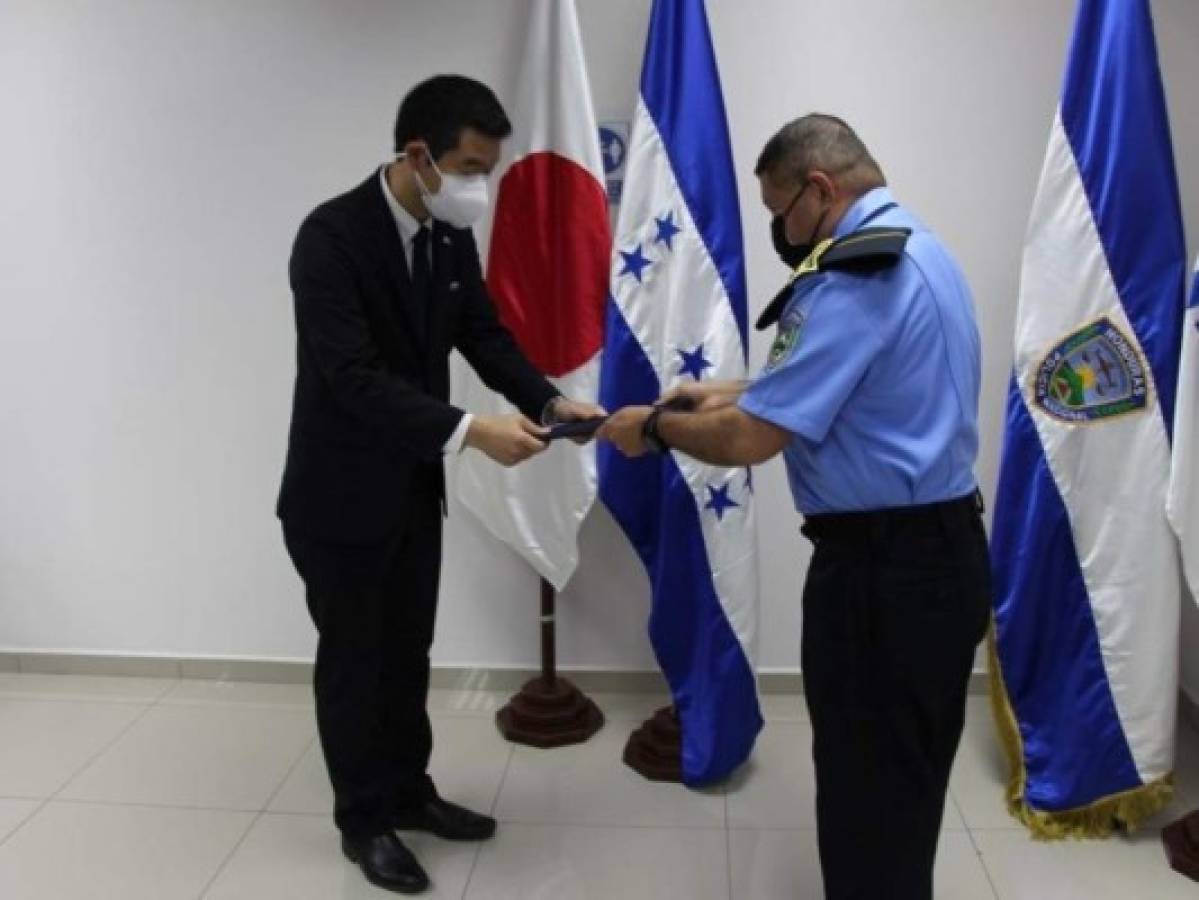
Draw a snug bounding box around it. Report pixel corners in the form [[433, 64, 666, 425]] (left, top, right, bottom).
[[1167, 259, 1199, 604], [599, 0, 761, 784], [989, 0, 1187, 838], [456, 0, 610, 591]]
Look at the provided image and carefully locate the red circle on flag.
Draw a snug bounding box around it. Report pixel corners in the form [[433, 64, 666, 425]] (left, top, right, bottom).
[[486, 151, 611, 377]]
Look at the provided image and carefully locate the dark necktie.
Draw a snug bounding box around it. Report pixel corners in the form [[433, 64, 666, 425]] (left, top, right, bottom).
[[411, 225, 432, 338]]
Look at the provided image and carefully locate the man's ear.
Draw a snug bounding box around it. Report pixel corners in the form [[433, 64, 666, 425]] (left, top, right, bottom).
[[808, 170, 836, 204], [402, 140, 430, 167]]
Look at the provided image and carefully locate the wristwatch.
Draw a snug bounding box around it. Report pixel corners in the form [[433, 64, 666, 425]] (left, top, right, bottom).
[[541, 395, 564, 426], [642, 406, 669, 453]]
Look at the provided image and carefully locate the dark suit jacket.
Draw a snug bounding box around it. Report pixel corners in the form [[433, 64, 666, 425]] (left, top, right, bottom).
[[277, 171, 558, 544]]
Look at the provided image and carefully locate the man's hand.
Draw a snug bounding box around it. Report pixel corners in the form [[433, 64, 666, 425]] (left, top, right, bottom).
[[596, 406, 654, 457], [659, 380, 745, 413], [546, 397, 609, 444], [546, 397, 608, 422], [465, 414, 547, 467]]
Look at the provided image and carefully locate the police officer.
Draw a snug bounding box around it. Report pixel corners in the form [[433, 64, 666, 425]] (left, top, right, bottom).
[[599, 113, 990, 900]]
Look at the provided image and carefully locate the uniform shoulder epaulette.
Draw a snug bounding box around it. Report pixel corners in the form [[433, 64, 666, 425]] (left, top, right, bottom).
[[819, 226, 910, 273], [755, 227, 912, 331]]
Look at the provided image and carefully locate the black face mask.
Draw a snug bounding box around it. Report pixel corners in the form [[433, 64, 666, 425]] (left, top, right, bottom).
[[771, 213, 809, 269], [771, 180, 825, 268]]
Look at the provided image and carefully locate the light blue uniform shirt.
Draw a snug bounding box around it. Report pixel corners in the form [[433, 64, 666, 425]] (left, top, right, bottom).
[[739, 187, 980, 515]]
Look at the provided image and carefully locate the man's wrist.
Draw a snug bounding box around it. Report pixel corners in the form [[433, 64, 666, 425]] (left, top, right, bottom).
[[541, 395, 565, 426], [444, 412, 474, 455], [642, 407, 669, 453]]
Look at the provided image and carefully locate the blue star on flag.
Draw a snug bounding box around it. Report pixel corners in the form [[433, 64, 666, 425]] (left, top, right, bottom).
[[619, 244, 652, 283], [705, 483, 740, 521], [653, 212, 682, 251], [677, 343, 714, 380]]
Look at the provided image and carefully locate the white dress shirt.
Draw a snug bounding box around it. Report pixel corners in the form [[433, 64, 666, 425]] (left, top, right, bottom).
[[379, 165, 472, 455]]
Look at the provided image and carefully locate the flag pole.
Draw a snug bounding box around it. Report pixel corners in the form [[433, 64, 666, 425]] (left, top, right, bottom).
[[540, 577, 555, 686], [496, 575, 604, 747]]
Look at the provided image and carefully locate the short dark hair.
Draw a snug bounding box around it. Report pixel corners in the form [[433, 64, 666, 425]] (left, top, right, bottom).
[[754, 113, 885, 193], [393, 74, 512, 159]]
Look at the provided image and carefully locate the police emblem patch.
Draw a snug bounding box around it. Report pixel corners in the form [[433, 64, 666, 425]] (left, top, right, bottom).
[[765, 312, 805, 371], [1032, 317, 1149, 423]]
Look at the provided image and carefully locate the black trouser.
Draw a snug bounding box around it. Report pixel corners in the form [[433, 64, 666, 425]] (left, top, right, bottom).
[[283, 486, 443, 838], [800, 493, 990, 900]]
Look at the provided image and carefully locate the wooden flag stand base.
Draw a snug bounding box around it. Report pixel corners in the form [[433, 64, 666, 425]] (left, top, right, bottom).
[[496, 579, 603, 748], [1163, 809, 1199, 882], [622, 705, 683, 782]]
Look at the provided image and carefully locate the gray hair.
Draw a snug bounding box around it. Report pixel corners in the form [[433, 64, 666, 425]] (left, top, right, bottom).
[[754, 113, 885, 193]]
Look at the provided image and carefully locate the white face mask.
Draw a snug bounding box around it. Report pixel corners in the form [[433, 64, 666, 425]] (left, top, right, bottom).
[[413, 150, 489, 228]]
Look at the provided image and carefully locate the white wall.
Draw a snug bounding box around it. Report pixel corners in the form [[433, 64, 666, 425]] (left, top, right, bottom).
[[1, 1, 1197, 686]]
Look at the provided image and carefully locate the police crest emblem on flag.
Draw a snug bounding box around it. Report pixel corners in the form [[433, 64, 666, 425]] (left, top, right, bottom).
[[1032, 316, 1149, 423]]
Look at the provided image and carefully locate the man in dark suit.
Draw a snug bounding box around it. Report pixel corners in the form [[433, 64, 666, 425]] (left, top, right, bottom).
[[278, 74, 602, 894]]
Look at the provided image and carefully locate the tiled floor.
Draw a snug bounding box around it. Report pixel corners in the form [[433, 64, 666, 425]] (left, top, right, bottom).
[[0, 673, 1195, 899]]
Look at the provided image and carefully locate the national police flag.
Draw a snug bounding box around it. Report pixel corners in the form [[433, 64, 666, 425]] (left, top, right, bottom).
[[598, 0, 762, 784], [989, 0, 1187, 837]]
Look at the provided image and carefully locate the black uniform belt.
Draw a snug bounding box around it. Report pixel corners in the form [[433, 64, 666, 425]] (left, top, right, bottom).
[[801, 491, 983, 546]]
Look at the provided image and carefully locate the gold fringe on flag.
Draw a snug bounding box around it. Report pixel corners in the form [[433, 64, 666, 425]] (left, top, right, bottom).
[[985, 622, 1174, 840]]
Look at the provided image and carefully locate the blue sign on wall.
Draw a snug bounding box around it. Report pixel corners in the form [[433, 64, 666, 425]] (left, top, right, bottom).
[[598, 121, 629, 207]]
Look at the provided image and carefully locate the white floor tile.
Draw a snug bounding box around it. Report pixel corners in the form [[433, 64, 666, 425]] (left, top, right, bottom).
[[729, 828, 823, 900], [465, 823, 729, 900], [585, 691, 672, 723], [0, 698, 144, 798], [426, 688, 509, 717], [202, 812, 477, 900], [271, 716, 513, 816], [1, 673, 1192, 900], [951, 711, 1019, 830], [160, 679, 314, 709], [0, 673, 174, 703], [945, 791, 970, 830], [729, 828, 995, 900], [727, 719, 970, 832], [938, 832, 1001, 900], [60, 703, 313, 810], [973, 827, 1196, 900], [726, 720, 817, 829], [965, 693, 995, 722], [264, 742, 329, 816], [758, 692, 808, 722], [495, 720, 725, 828], [0, 801, 252, 900], [0, 800, 39, 845]]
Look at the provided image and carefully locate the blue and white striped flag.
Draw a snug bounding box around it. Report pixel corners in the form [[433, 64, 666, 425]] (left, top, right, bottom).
[[599, 0, 761, 784], [990, 0, 1187, 837]]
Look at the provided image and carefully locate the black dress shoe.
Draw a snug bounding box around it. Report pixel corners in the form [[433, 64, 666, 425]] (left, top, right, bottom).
[[393, 797, 497, 841], [341, 831, 430, 894]]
